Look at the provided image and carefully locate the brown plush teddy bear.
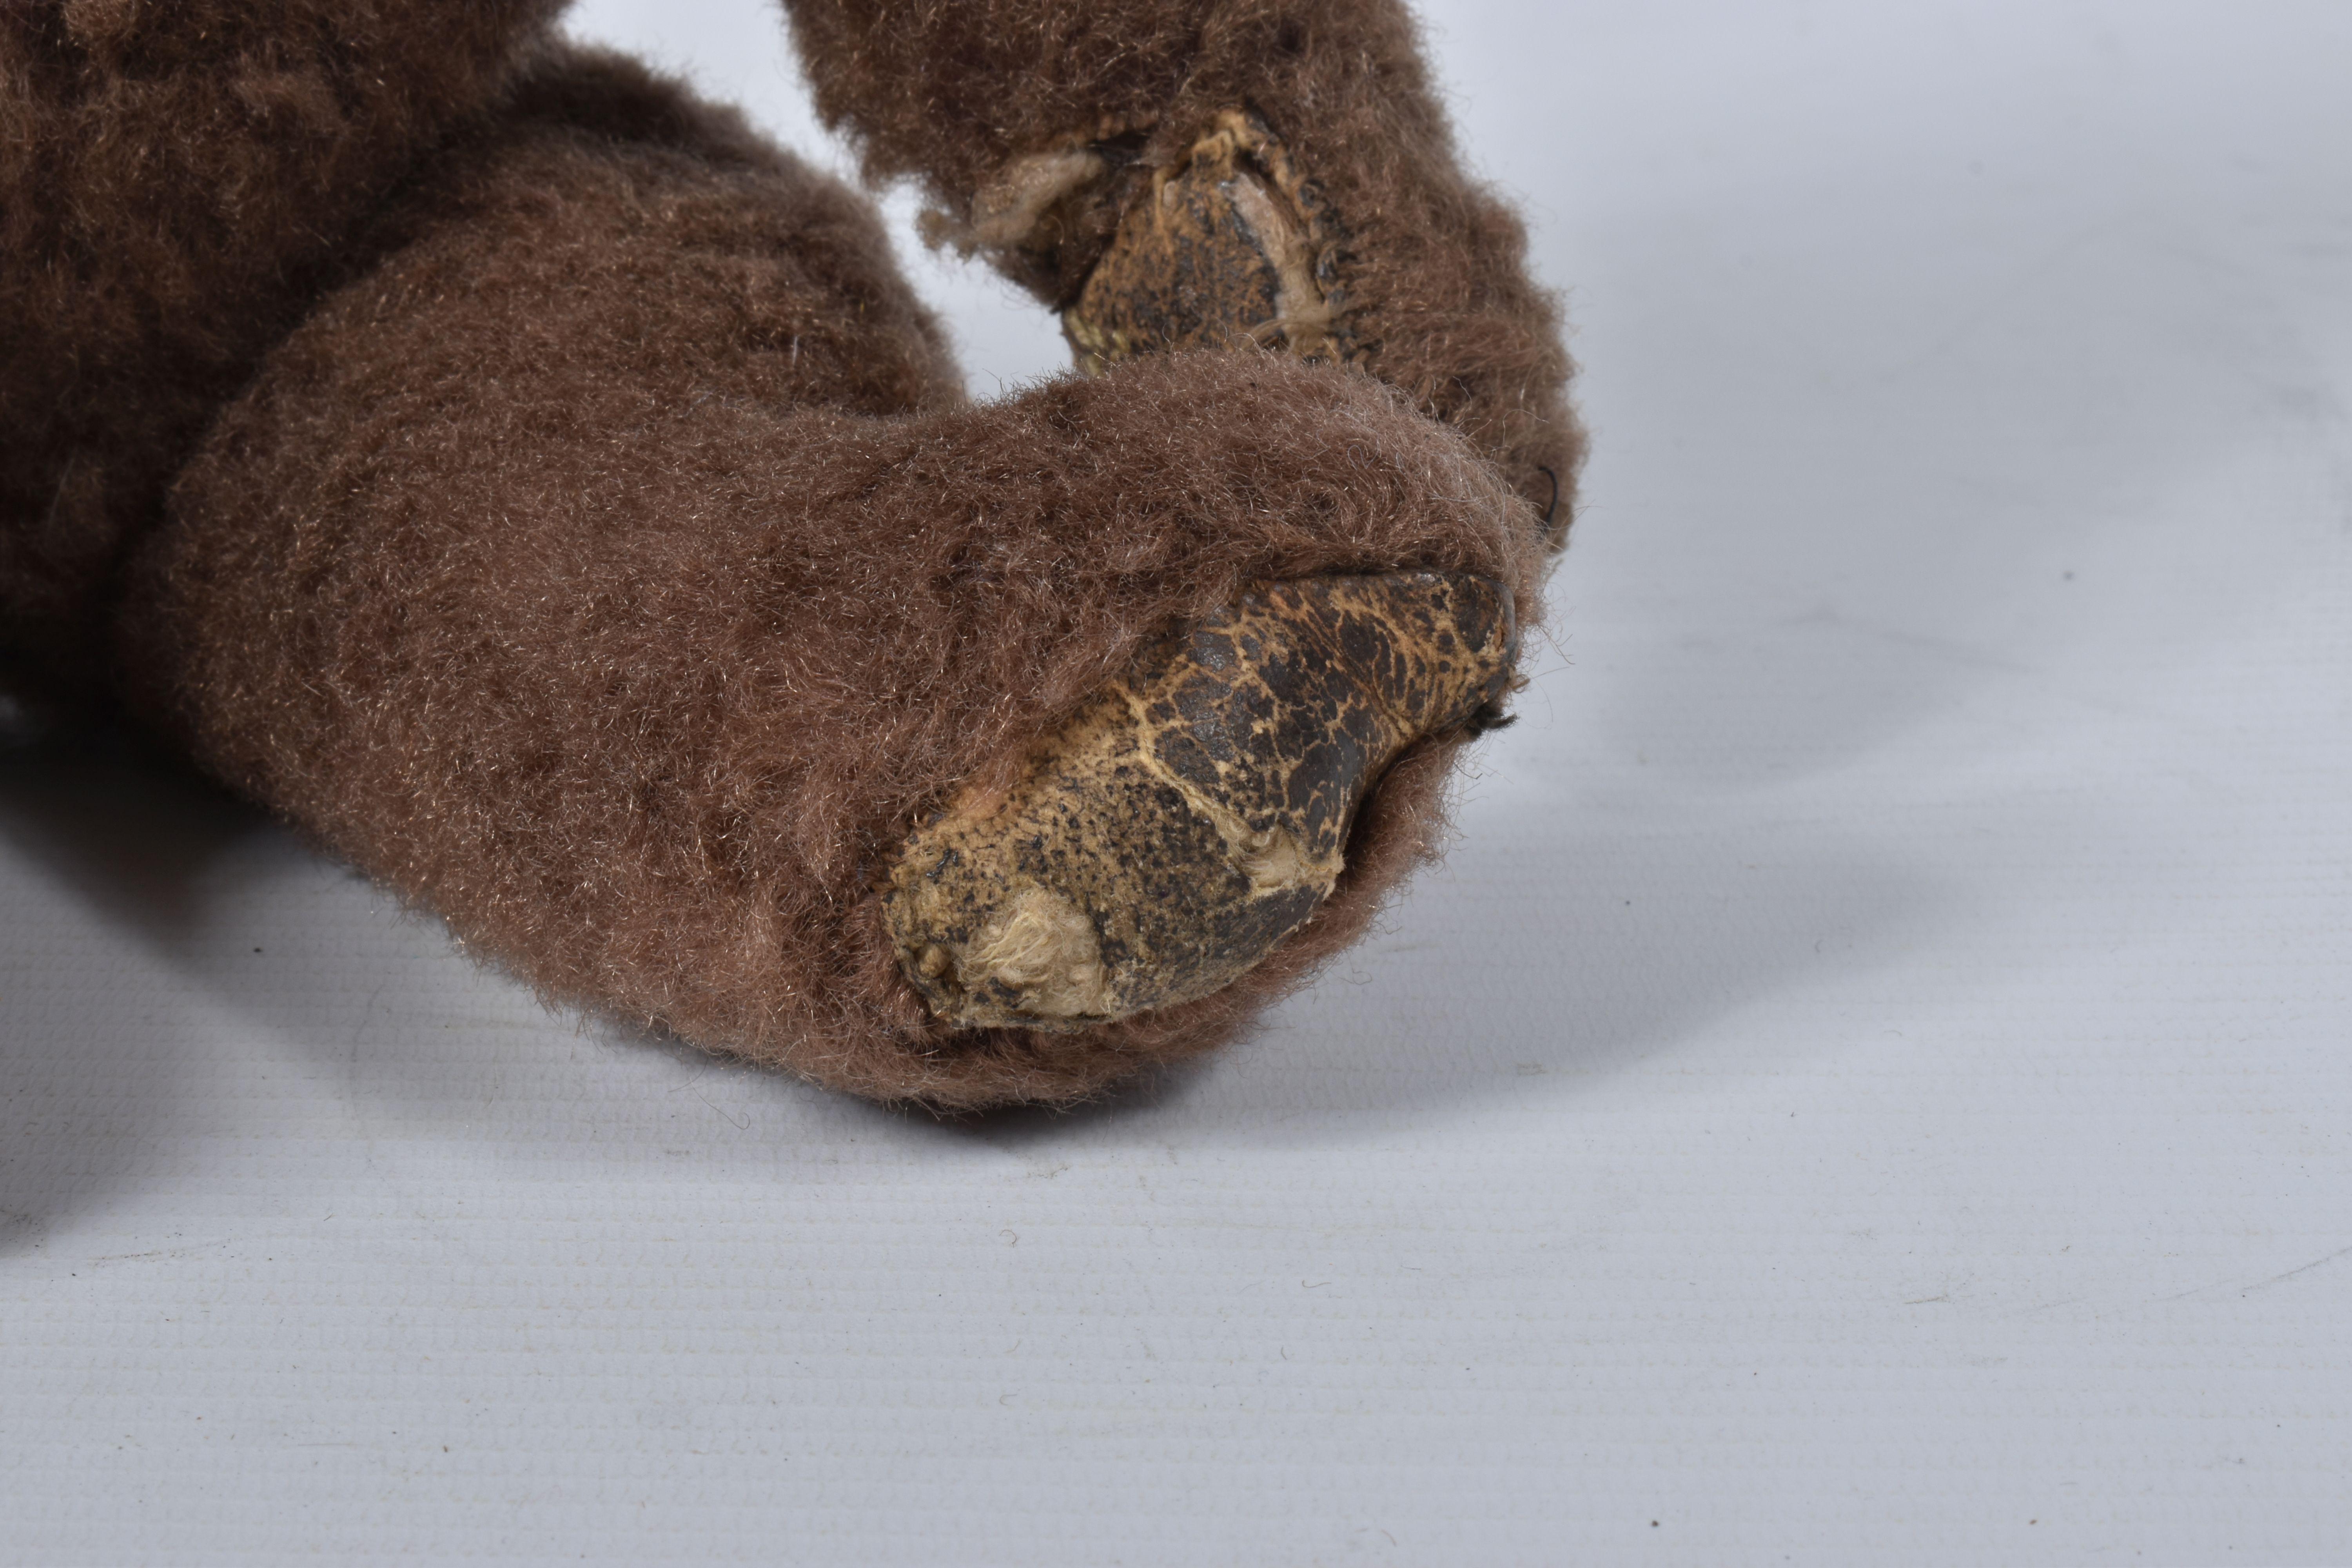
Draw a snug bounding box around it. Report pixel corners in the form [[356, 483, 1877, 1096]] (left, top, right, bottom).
[[0, 0, 1580, 1107]]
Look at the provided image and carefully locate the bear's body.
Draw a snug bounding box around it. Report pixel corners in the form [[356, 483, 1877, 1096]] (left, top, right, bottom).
[[0, 0, 1578, 1105]]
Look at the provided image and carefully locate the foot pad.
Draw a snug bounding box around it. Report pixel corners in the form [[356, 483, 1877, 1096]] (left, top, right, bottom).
[[1064, 110, 1352, 373], [884, 573, 1517, 1031]]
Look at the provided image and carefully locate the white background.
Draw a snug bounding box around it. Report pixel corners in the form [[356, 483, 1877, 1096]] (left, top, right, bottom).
[[5, 2, 2349, 1561]]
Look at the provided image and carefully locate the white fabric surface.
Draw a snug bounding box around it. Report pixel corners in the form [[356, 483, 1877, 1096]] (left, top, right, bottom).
[[4, 2, 2348, 1561]]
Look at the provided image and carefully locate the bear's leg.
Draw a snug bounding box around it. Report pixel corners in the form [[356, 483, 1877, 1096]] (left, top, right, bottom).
[[777, 0, 1582, 528], [118, 51, 1541, 1107]]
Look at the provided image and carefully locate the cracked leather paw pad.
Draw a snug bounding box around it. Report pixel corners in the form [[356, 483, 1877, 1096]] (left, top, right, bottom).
[[882, 573, 1518, 1031], [1062, 109, 1354, 373]]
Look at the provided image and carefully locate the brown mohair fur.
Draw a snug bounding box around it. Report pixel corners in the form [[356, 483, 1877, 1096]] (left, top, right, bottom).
[[0, 0, 563, 698], [5, 2, 1576, 1107]]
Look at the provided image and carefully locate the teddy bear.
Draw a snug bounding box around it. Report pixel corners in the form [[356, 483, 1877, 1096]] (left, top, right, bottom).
[[0, 0, 1581, 1107]]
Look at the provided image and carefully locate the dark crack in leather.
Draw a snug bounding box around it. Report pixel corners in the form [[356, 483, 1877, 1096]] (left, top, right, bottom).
[[883, 573, 1517, 1031]]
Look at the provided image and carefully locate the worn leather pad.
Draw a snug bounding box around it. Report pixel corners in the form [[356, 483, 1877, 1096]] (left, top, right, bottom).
[[1063, 110, 1355, 373], [883, 573, 1516, 1031]]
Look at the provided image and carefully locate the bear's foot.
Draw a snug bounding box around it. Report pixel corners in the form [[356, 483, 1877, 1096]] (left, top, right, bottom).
[[883, 571, 1517, 1030], [953, 109, 1352, 374], [1065, 110, 1348, 372]]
